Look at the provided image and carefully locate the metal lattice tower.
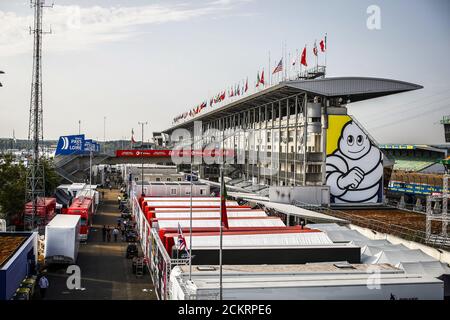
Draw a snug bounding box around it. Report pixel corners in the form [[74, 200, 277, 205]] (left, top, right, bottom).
[[26, 0, 52, 230]]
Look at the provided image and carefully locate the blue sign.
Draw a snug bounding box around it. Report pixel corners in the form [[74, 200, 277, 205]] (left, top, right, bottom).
[[55, 134, 85, 155], [84, 139, 96, 153]]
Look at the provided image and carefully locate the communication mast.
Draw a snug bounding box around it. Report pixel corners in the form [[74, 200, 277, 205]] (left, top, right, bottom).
[[26, 0, 52, 230]]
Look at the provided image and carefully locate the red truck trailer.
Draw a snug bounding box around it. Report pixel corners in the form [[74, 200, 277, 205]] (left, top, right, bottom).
[[67, 197, 93, 241], [24, 197, 57, 227]]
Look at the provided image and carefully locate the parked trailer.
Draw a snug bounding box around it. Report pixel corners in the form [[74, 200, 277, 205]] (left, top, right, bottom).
[[44, 215, 80, 264], [24, 197, 56, 226], [67, 197, 94, 241], [169, 264, 444, 300], [154, 217, 286, 229], [154, 210, 268, 219]]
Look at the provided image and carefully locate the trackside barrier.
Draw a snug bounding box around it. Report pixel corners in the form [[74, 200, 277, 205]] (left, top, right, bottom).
[[130, 189, 189, 300]]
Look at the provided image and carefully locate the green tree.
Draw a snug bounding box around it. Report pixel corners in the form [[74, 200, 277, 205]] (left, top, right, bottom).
[[0, 155, 26, 221], [0, 155, 61, 222]]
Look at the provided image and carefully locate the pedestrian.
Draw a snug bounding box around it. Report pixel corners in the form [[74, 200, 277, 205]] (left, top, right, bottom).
[[38, 274, 49, 299], [102, 225, 107, 242], [106, 226, 111, 242], [109, 185, 112, 191], [121, 224, 126, 239], [112, 227, 119, 242], [118, 195, 121, 204]]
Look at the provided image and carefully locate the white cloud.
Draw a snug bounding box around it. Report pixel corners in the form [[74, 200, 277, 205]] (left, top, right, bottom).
[[0, 1, 250, 56]]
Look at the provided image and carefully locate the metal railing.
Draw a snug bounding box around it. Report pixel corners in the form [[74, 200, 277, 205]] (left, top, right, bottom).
[[292, 201, 450, 250]]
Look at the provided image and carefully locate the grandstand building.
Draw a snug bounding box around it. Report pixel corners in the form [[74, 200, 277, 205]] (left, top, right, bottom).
[[163, 77, 423, 206]]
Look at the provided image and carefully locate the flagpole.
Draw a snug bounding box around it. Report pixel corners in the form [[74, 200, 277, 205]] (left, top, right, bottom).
[[219, 166, 223, 300], [189, 161, 193, 280], [268, 51, 271, 87]]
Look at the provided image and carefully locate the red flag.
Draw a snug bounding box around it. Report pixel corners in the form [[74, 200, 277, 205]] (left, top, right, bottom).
[[301, 46, 307, 67], [260, 70, 265, 85], [256, 71, 261, 87], [131, 129, 136, 144], [244, 78, 248, 92], [320, 39, 325, 52], [220, 173, 229, 229], [220, 91, 226, 101]]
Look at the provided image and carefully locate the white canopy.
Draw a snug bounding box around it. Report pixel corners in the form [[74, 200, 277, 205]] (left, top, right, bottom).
[[176, 231, 334, 249], [396, 261, 450, 278], [156, 217, 285, 229], [155, 211, 267, 219]]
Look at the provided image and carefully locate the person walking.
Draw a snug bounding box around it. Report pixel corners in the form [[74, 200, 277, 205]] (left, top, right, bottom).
[[106, 226, 111, 242], [112, 227, 119, 242], [120, 224, 126, 240], [38, 275, 49, 299], [102, 225, 107, 242]]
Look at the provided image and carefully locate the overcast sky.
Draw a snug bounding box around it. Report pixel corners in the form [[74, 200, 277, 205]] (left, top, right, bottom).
[[0, 0, 449, 144]]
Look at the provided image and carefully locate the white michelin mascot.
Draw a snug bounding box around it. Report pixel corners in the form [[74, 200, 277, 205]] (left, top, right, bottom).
[[326, 121, 383, 204]]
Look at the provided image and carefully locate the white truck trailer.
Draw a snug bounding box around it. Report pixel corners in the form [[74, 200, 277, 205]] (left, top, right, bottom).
[[169, 264, 444, 300], [44, 215, 80, 264]]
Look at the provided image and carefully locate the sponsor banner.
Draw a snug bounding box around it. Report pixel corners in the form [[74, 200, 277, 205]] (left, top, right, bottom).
[[115, 149, 235, 158], [84, 139, 96, 152], [55, 134, 85, 155], [326, 115, 383, 205]]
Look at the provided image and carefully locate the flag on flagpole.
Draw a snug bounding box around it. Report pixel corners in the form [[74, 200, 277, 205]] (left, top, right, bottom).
[[244, 77, 248, 93], [272, 58, 283, 74], [220, 172, 229, 229], [177, 223, 188, 253], [301, 46, 308, 67], [320, 39, 325, 52], [260, 70, 265, 86], [256, 71, 261, 87], [131, 129, 136, 144], [313, 41, 318, 57]]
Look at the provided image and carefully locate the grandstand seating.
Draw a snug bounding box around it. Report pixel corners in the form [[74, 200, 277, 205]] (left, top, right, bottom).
[[393, 157, 438, 172]]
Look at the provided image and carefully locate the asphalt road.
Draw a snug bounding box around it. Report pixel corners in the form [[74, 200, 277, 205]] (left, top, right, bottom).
[[43, 189, 156, 300]]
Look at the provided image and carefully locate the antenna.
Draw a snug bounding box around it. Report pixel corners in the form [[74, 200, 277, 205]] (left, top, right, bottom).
[[25, 0, 53, 230]]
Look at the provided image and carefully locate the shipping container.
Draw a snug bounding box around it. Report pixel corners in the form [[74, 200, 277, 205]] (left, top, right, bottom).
[[0, 232, 37, 300], [169, 264, 444, 300]]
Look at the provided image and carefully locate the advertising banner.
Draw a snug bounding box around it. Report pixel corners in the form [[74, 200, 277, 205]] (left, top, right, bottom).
[[326, 115, 383, 204]]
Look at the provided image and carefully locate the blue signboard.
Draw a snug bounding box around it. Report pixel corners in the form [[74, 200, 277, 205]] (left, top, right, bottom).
[[55, 134, 85, 155], [84, 139, 95, 152]]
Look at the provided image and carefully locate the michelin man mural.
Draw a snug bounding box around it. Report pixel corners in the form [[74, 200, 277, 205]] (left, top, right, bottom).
[[326, 116, 383, 204]]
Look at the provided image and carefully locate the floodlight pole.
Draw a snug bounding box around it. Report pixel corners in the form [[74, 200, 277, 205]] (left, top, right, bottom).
[[138, 121, 147, 197]]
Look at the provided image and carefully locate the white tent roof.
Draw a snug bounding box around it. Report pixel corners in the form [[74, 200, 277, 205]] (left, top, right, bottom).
[[322, 230, 369, 243], [350, 239, 391, 247], [306, 223, 348, 232], [361, 244, 408, 257], [155, 211, 267, 219], [176, 231, 334, 249], [396, 261, 450, 278], [145, 201, 239, 207], [243, 200, 347, 223], [157, 218, 285, 229], [371, 249, 437, 265]]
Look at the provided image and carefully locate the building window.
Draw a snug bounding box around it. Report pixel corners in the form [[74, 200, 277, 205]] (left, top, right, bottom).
[[177, 177, 182, 181], [167, 178, 171, 182], [156, 178, 161, 182], [200, 189, 206, 195], [171, 188, 177, 195]]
